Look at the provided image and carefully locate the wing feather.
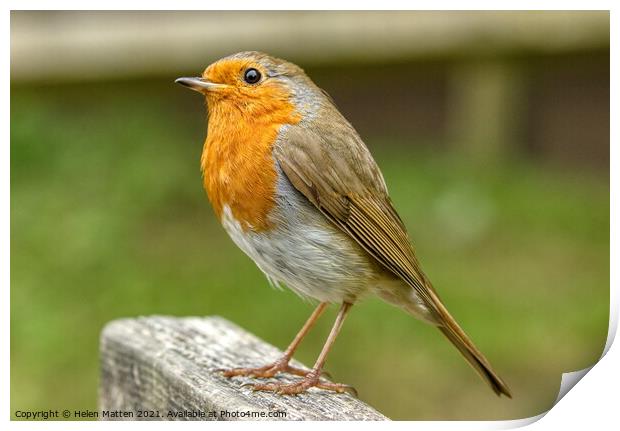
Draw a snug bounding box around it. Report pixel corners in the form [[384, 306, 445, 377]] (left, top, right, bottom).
[[275, 124, 434, 305], [274, 119, 512, 397]]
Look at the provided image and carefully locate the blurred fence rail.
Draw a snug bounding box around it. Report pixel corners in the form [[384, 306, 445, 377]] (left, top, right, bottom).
[[11, 11, 608, 82], [10, 11, 610, 164]]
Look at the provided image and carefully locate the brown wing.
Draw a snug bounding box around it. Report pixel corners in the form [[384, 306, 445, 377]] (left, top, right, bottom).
[[275, 120, 512, 398], [275, 123, 435, 305]]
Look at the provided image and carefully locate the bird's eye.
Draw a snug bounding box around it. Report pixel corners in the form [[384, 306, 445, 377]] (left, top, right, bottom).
[[243, 68, 261, 84]]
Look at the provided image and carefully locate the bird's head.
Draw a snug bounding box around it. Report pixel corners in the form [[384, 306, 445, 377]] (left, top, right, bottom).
[[176, 51, 328, 121]]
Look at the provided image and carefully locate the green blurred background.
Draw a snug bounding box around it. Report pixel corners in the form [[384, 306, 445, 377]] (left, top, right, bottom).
[[11, 11, 609, 420]]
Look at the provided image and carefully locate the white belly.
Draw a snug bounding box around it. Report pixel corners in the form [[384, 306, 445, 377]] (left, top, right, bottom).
[[219, 169, 379, 303]]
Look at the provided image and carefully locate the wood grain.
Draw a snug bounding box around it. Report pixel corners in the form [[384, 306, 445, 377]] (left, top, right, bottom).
[[99, 315, 388, 421]]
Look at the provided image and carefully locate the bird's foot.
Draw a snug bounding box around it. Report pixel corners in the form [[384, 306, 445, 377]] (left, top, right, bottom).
[[216, 358, 310, 379], [244, 370, 357, 396]]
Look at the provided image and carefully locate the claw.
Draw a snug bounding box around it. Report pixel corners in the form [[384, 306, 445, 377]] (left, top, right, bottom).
[[284, 365, 312, 377], [342, 385, 358, 398], [215, 363, 355, 396], [244, 372, 355, 396], [214, 361, 318, 379], [241, 382, 266, 392]]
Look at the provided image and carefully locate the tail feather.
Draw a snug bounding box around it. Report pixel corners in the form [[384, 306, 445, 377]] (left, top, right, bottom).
[[428, 289, 512, 397], [438, 325, 512, 397]]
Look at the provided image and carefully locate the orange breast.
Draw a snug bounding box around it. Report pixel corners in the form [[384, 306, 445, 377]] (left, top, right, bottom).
[[201, 88, 301, 232]]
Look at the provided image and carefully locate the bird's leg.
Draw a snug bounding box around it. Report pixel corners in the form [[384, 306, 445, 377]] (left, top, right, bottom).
[[218, 302, 328, 378], [249, 302, 357, 396]]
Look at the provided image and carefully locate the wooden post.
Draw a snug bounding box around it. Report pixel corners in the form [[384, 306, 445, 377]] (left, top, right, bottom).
[[99, 316, 388, 421], [446, 59, 527, 162]]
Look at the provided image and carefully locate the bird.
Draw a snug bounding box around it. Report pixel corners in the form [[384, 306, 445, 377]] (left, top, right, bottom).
[[175, 51, 512, 398]]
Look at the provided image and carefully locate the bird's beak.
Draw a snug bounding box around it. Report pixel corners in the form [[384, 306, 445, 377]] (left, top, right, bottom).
[[175, 77, 226, 93]]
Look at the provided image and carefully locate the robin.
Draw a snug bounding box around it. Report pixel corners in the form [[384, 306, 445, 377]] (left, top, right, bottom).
[[176, 51, 512, 397]]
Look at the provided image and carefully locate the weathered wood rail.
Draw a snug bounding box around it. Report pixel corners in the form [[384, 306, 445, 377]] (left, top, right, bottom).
[[99, 316, 387, 421]]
